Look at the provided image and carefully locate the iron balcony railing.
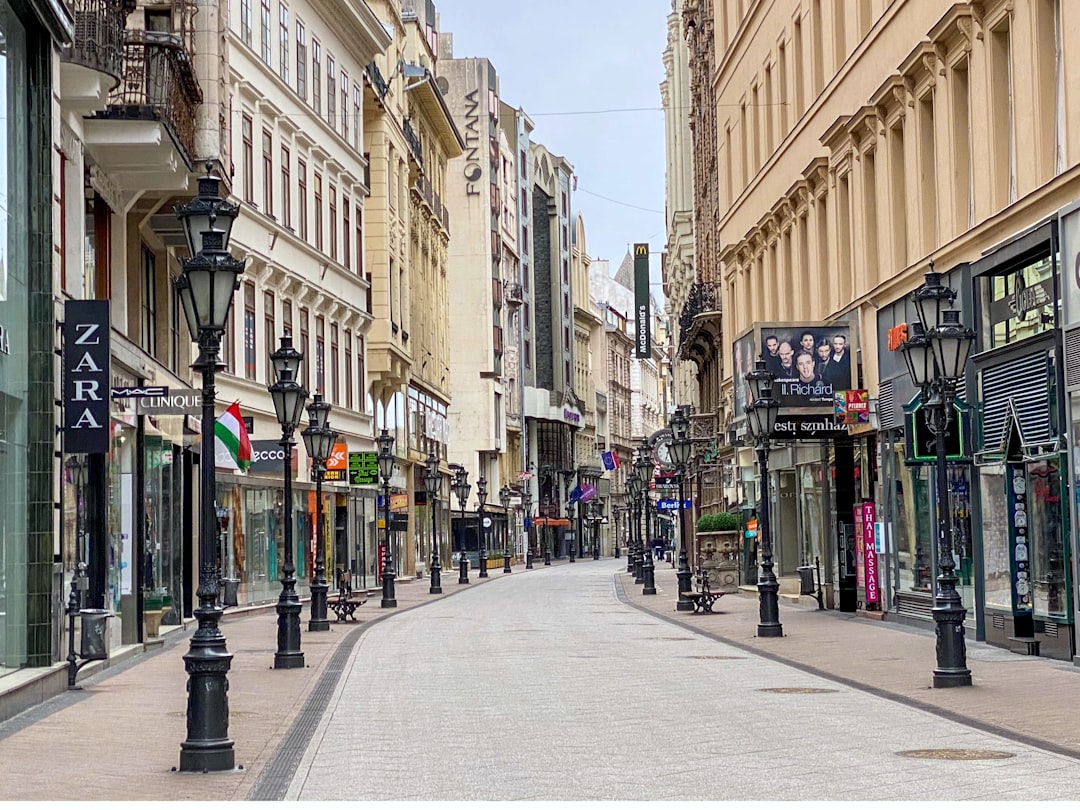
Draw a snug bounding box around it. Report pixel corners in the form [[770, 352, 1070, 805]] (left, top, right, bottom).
[[402, 117, 423, 168], [679, 280, 722, 338], [365, 61, 389, 100], [61, 0, 134, 84], [99, 30, 202, 167]]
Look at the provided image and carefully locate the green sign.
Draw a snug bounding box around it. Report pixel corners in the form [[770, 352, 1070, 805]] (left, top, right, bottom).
[[348, 451, 380, 486]]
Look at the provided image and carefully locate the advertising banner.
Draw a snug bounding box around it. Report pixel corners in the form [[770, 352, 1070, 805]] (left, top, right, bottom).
[[324, 441, 348, 482], [249, 440, 298, 477], [835, 389, 870, 425], [760, 324, 853, 407], [633, 243, 651, 358], [348, 451, 379, 486]]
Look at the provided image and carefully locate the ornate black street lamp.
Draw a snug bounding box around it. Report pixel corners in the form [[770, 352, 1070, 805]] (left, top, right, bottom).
[[424, 453, 443, 595], [476, 476, 489, 578], [301, 394, 335, 631], [634, 442, 655, 594], [670, 408, 695, 612], [590, 500, 602, 560], [901, 269, 975, 688], [453, 468, 471, 584], [269, 336, 309, 665], [499, 485, 513, 573], [744, 365, 782, 636], [173, 163, 243, 773], [626, 472, 642, 583], [523, 489, 534, 569], [377, 429, 398, 608]]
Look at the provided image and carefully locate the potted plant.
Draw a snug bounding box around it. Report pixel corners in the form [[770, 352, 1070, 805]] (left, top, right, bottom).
[[695, 511, 742, 592]]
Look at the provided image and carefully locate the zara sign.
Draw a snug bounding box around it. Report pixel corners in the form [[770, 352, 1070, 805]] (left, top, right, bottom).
[[63, 300, 111, 453]]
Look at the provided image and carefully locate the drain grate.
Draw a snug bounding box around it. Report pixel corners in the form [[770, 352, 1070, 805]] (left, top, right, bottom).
[[687, 655, 746, 660], [758, 687, 839, 694], [898, 749, 1015, 761]]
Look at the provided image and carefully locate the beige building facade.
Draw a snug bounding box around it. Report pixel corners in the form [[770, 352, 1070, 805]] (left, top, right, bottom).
[[708, 0, 1080, 657]]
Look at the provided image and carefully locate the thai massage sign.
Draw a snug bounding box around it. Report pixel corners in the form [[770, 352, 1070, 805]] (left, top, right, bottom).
[[63, 300, 111, 453]]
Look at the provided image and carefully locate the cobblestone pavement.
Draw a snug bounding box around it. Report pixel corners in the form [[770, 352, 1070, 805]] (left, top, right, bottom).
[[285, 559, 1080, 801]]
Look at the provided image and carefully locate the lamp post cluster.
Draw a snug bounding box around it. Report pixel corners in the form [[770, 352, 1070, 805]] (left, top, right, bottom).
[[900, 267, 975, 688], [476, 476, 489, 578], [377, 429, 398, 608], [626, 472, 642, 582], [453, 468, 471, 584], [172, 163, 242, 773], [267, 335, 308, 668], [499, 485, 514, 573], [635, 443, 656, 596], [522, 490, 534, 569], [589, 499, 602, 560], [301, 394, 337, 632], [743, 361, 782, 637], [669, 408, 694, 612], [425, 453, 443, 595]]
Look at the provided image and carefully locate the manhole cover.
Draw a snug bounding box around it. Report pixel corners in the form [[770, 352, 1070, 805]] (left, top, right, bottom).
[[897, 749, 1015, 761], [687, 655, 746, 660], [757, 687, 839, 694]]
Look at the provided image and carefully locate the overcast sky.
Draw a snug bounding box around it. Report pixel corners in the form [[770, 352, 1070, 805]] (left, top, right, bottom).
[[436, 0, 670, 296]]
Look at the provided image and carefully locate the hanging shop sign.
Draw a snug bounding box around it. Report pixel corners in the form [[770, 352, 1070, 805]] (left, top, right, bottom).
[[324, 442, 348, 482], [835, 389, 870, 425], [770, 415, 850, 441], [112, 386, 168, 399], [348, 451, 380, 486], [136, 387, 201, 415], [634, 242, 651, 358], [854, 502, 880, 606], [63, 300, 111, 453], [903, 398, 971, 465]]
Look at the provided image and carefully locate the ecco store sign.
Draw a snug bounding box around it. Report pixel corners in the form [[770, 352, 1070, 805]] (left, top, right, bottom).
[[249, 440, 298, 477], [63, 300, 111, 453]]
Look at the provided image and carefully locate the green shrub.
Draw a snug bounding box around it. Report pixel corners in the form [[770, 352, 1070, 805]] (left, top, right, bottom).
[[696, 512, 740, 532]]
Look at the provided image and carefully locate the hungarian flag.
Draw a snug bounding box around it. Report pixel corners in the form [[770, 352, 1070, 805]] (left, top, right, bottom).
[[601, 450, 619, 471], [215, 401, 252, 472]]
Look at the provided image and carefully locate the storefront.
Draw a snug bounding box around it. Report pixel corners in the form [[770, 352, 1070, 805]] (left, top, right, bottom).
[[970, 218, 1072, 660], [875, 265, 977, 631]]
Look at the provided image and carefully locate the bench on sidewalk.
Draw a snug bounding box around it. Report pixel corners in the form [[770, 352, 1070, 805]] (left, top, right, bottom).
[[680, 569, 724, 614], [329, 589, 368, 622]]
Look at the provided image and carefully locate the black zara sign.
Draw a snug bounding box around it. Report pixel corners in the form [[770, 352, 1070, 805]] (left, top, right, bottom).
[[63, 300, 111, 453]]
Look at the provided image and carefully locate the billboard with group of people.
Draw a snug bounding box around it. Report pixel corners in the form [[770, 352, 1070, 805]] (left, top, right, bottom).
[[733, 323, 855, 415]]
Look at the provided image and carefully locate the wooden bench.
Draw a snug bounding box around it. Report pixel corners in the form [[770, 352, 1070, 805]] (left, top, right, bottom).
[[680, 570, 725, 614], [329, 589, 368, 622]]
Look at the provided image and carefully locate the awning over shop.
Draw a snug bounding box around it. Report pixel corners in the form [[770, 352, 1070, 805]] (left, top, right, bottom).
[[533, 517, 571, 527]]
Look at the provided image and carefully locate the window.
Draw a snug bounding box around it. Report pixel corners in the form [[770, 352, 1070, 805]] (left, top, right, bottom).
[[341, 72, 349, 141], [355, 202, 364, 277], [330, 323, 339, 403], [889, 121, 907, 269], [314, 172, 323, 252], [315, 315, 325, 393], [329, 183, 337, 261], [281, 146, 292, 229], [917, 93, 936, 251], [343, 194, 351, 269], [951, 59, 973, 231], [298, 159, 308, 240], [264, 291, 275, 381], [299, 308, 310, 388], [295, 20, 306, 100], [141, 244, 156, 355], [312, 39, 322, 114], [326, 54, 336, 128], [244, 282, 256, 380], [357, 336, 366, 410], [524, 339, 531, 368], [242, 115, 254, 203], [260, 0, 270, 63], [989, 20, 1014, 208], [170, 279, 181, 371], [278, 4, 289, 83], [283, 299, 292, 336], [240, 0, 252, 46], [262, 129, 273, 216], [344, 330, 353, 409], [352, 84, 362, 152], [224, 307, 236, 373]]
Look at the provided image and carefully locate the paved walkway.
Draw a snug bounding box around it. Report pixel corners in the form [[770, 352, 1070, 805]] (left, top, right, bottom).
[[1, 556, 1079, 800]]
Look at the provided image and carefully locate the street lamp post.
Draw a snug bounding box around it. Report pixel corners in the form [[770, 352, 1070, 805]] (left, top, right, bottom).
[[424, 453, 443, 595], [635, 444, 655, 594], [626, 473, 642, 584], [670, 408, 695, 612], [523, 490, 534, 569], [301, 394, 335, 631], [902, 269, 975, 688], [453, 468, 471, 584], [499, 485, 513, 573], [377, 429, 398, 608], [744, 365, 782, 637], [268, 336, 309, 666], [591, 500, 602, 560], [476, 477, 489, 578], [173, 163, 243, 773]]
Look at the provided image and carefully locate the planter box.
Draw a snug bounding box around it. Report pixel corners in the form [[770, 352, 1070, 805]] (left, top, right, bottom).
[[695, 530, 742, 593]]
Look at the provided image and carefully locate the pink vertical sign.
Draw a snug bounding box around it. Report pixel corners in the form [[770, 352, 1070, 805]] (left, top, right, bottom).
[[854, 505, 866, 590], [863, 502, 879, 606]]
